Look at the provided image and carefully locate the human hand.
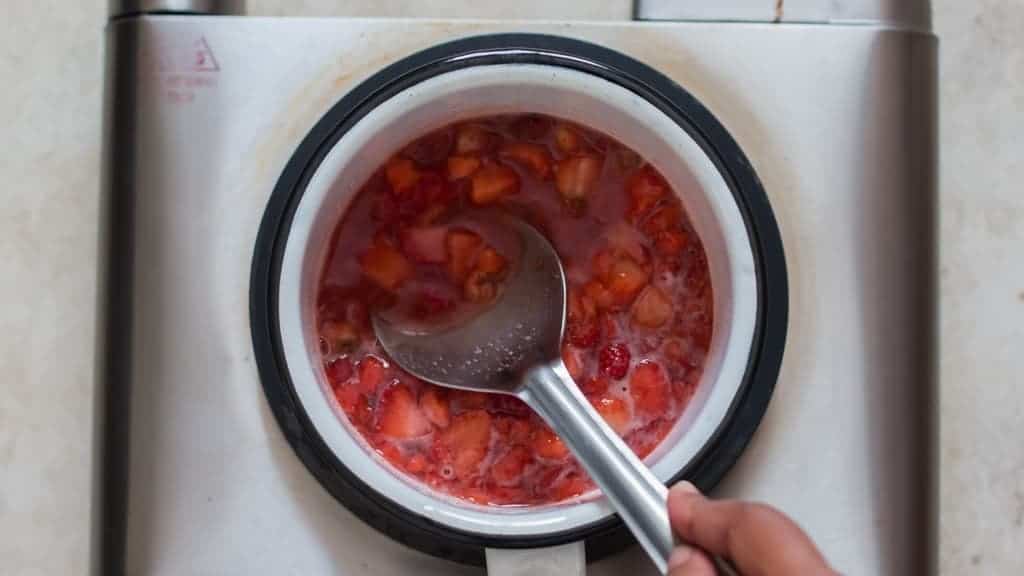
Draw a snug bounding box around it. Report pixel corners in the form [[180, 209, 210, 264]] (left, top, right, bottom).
[[666, 482, 839, 576]]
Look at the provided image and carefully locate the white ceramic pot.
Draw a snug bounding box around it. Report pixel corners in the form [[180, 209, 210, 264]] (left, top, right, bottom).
[[251, 34, 786, 575]]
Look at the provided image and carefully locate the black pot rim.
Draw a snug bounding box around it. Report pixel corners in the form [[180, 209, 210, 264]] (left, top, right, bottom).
[[250, 32, 788, 566]]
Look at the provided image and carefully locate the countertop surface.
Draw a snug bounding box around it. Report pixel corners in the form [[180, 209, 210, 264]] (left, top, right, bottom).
[[1, 1, 1021, 574]]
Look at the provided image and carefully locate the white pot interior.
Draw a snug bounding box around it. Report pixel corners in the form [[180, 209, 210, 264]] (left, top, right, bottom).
[[276, 64, 758, 537]]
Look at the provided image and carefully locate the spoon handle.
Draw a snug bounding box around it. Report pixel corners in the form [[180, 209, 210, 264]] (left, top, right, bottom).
[[521, 361, 675, 572]]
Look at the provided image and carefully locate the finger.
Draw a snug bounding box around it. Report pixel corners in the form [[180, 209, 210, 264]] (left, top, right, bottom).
[[668, 483, 835, 576], [667, 546, 718, 576]]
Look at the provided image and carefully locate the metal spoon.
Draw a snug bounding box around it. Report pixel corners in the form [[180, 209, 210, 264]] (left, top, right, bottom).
[[373, 213, 726, 575]]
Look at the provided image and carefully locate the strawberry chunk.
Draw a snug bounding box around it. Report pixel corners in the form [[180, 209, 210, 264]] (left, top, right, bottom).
[[324, 356, 354, 386], [567, 319, 600, 349], [360, 244, 412, 291], [454, 124, 495, 155], [532, 426, 569, 461], [592, 396, 632, 434], [555, 155, 602, 207], [641, 203, 682, 237], [470, 164, 520, 205], [475, 247, 507, 276], [553, 123, 581, 154], [499, 142, 552, 179], [632, 285, 674, 328], [375, 383, 433, 439], [604, 255, 650, 306], [583, 280, 615, 311], [627, 165, 668, 221], [434, 410, 492, 478], [400, 226, 448, 264], [384, 157, 421, 194], [553, 475, 591, 500], [654, 229, 689, 258], [630, 362, 670, 415], [598, 343, 631, 380], [445, 229, 483, 283], [406, 452, 428, 474], [446, 155, 481, 180], [419, 386, 451, 428], [580, 375, 610, 397], [356, 355, 389, 394], [491, 446, 533, 486], [493, 416, 533, 445]]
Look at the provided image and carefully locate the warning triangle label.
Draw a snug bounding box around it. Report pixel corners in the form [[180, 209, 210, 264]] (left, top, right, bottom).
[[192, 37, 219, 72]]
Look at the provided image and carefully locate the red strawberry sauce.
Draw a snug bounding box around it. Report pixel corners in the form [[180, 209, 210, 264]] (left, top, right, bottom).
[[316, 114, 713, 506]]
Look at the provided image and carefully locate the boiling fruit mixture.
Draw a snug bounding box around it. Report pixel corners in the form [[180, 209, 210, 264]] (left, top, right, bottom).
[[316, 114, 713, 506]]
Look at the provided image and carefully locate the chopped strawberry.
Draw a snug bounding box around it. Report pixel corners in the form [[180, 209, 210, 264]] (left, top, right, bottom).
[[376, 383, 432, 439], [470, 164, 520, 205], [406, 452, 428, 474], [626, 417, 675, 459], [580, 375, 610, 397], [568, 288, 597, 324], [434, 410, 492, 478], [553, 123, 581, 154], [630, 362, 670, 414], [403, 129, 453, 168], [491, 446, 533, 486], [377, 443, 405, 467], [627, 165, 668, 221], [445, 229, 483, 282], [532, 426, 569, 460], [335, 386, 372, 428], [400, 226, 448, 264], [359, 244, 412, 291], [654, 229, 689, 258], [553, 475, 591, 500], [605, 222, 648, 264], [591, 249, 616, 280], [356, 355, 389, 394], [384, 157, 421, 194], [446, 154, 481, 180], [464, 268, 499, 303], [598, 343, 632, 380], [555, 155, 602, 207], [604, 255, 650, 306], [499, 142, 552, 179], [567, 319, 600, 349], [454, 124, 495, 155], [493, 416, 533, 445], [641, 203, 682, 237], [475, 247, 508, 276], [419, 386, 451, 428], [632, 285, 674, 329], [592, 396, 632, 434], [415, 203, 449, 226], [324, 355, 354, 386], [412, 292, 454, 319], [561, 344, 584, 382], [583, 280, 615, 311]]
